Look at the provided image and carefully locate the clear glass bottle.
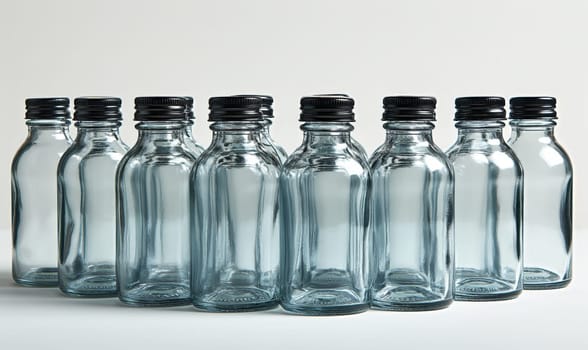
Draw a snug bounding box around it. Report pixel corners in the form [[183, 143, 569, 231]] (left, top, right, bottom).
[[183, 96, 205, 157], [117, 96, 196, 306], [58, 97, 128, 297], [280, 95, 370, 315], [234, 95, 288, 164], [191, 96, 281, 312], [12, 97, 73, 286], [446, 96, 523, 301], [370, 96, 453, 311], [508, 97, 572, 289]]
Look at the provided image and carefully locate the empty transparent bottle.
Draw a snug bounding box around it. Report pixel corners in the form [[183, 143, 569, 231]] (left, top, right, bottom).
[[508, 97, 572, 289], [117, 97, 196, 306], [183, 96, 205, 157], [446, 97, 523, 301], [191, 96, 281, 312], [280, 95, 370, 315], [370, 96, 453, 311], [12, 97, 72, 286], [58, 97, 128, 297]]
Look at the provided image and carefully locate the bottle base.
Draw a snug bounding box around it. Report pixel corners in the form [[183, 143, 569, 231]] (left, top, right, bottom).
[[193, 300, 279, 312], [193, 286, 279, 312], [281, 303, 369, 316], [60, 272, 117, 297], [455, 276, 521, 301], [371, 299, 452, 311], [119, 282, 191, 307], [13, 267, 58, 287], [523, 267, 570, 290]]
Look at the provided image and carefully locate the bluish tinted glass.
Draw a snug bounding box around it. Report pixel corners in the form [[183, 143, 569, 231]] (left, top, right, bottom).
[[117, 120, 196, 306], [446, 120, 523, 301], [191, 121, 281, 312], [280, 122, 370, 315], [351, 137, 369, 161], [370, 121, 453, 311], [58, 120, 128, 296], [508, 119, 572, 289], [259, 119, 288, 164], [184, 120, 205, 157], [12, 119, 72, 286]]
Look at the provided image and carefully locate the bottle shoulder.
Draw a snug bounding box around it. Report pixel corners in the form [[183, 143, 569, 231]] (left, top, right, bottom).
[[12, 137, 71, 172], [282, 148, 370, 178], [196, 143, 281, 173], [509, 139, 573, 174], [370, 145, 453, 176]]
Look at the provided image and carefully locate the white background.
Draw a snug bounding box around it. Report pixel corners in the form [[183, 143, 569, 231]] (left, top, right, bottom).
[[0, 1, 586, 348]]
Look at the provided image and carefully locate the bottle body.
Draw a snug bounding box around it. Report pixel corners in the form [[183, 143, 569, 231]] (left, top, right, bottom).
[[508, 119, 572, 289], [117, 121, 195, 306], [447, 121, 523, 300], [370, 122, 453, 310], [191, 122, 281, 311], [58, 121, 128, 296], [280, 123, 370, 315], [12, 119, 72, 286]]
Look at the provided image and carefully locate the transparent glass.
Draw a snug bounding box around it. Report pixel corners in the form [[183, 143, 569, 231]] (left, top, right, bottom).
[[508, 119, 572, 289], [116, 121, 196, 306], [183, 120, 205, 157], [12, 119, 72, 286], [260, 119, 288, 164], [191, 121, 281, 312], [58, 120, 128, 296], [370, 121, 453, 311], [280, 122, 370, 315], [446, 120, 523, 301], [351, 137, 369, 161]]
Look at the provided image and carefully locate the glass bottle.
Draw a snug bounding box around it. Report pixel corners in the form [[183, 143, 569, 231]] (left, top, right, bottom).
[[233, 95, 288, 164], [12, 97, 72, 286], [280, 95, 370, 315], [370, 96, 453, 311], [183, 96, 205, 157], [446, 96, 523, 301], [117, 96, 196, 306], [58, 97, 128, 297], [191, 96, 281, 312], [508, 97, 572, 289]]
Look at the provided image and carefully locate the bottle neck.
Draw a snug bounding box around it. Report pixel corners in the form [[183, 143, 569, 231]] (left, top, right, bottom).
[[259, 118, 273, 136], [383, 121, 435, 145], [301, 122, 354, 147], [209, 120, 262, 145], [26, 119, 71, 142], [455, 120, 505, 144], [509, 119, 556, 140], [75, 120, 122, 143], [136, 120, 186, 143], [184, 120, 194, 138]]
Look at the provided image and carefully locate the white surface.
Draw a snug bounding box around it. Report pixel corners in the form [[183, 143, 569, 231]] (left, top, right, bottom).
[[0, 228, 586, 350]]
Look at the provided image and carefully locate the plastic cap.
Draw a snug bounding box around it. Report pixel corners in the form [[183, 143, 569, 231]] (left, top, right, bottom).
[[454, 96, 506, 121], [383, 96, 436, 121], [300, 95, 355, 122], [509, 96, 556, 119], [134, 96, 187, 121], [25, 97, 70, 120], [74, 97, 122, 121], [208, 96, 263, 121]]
